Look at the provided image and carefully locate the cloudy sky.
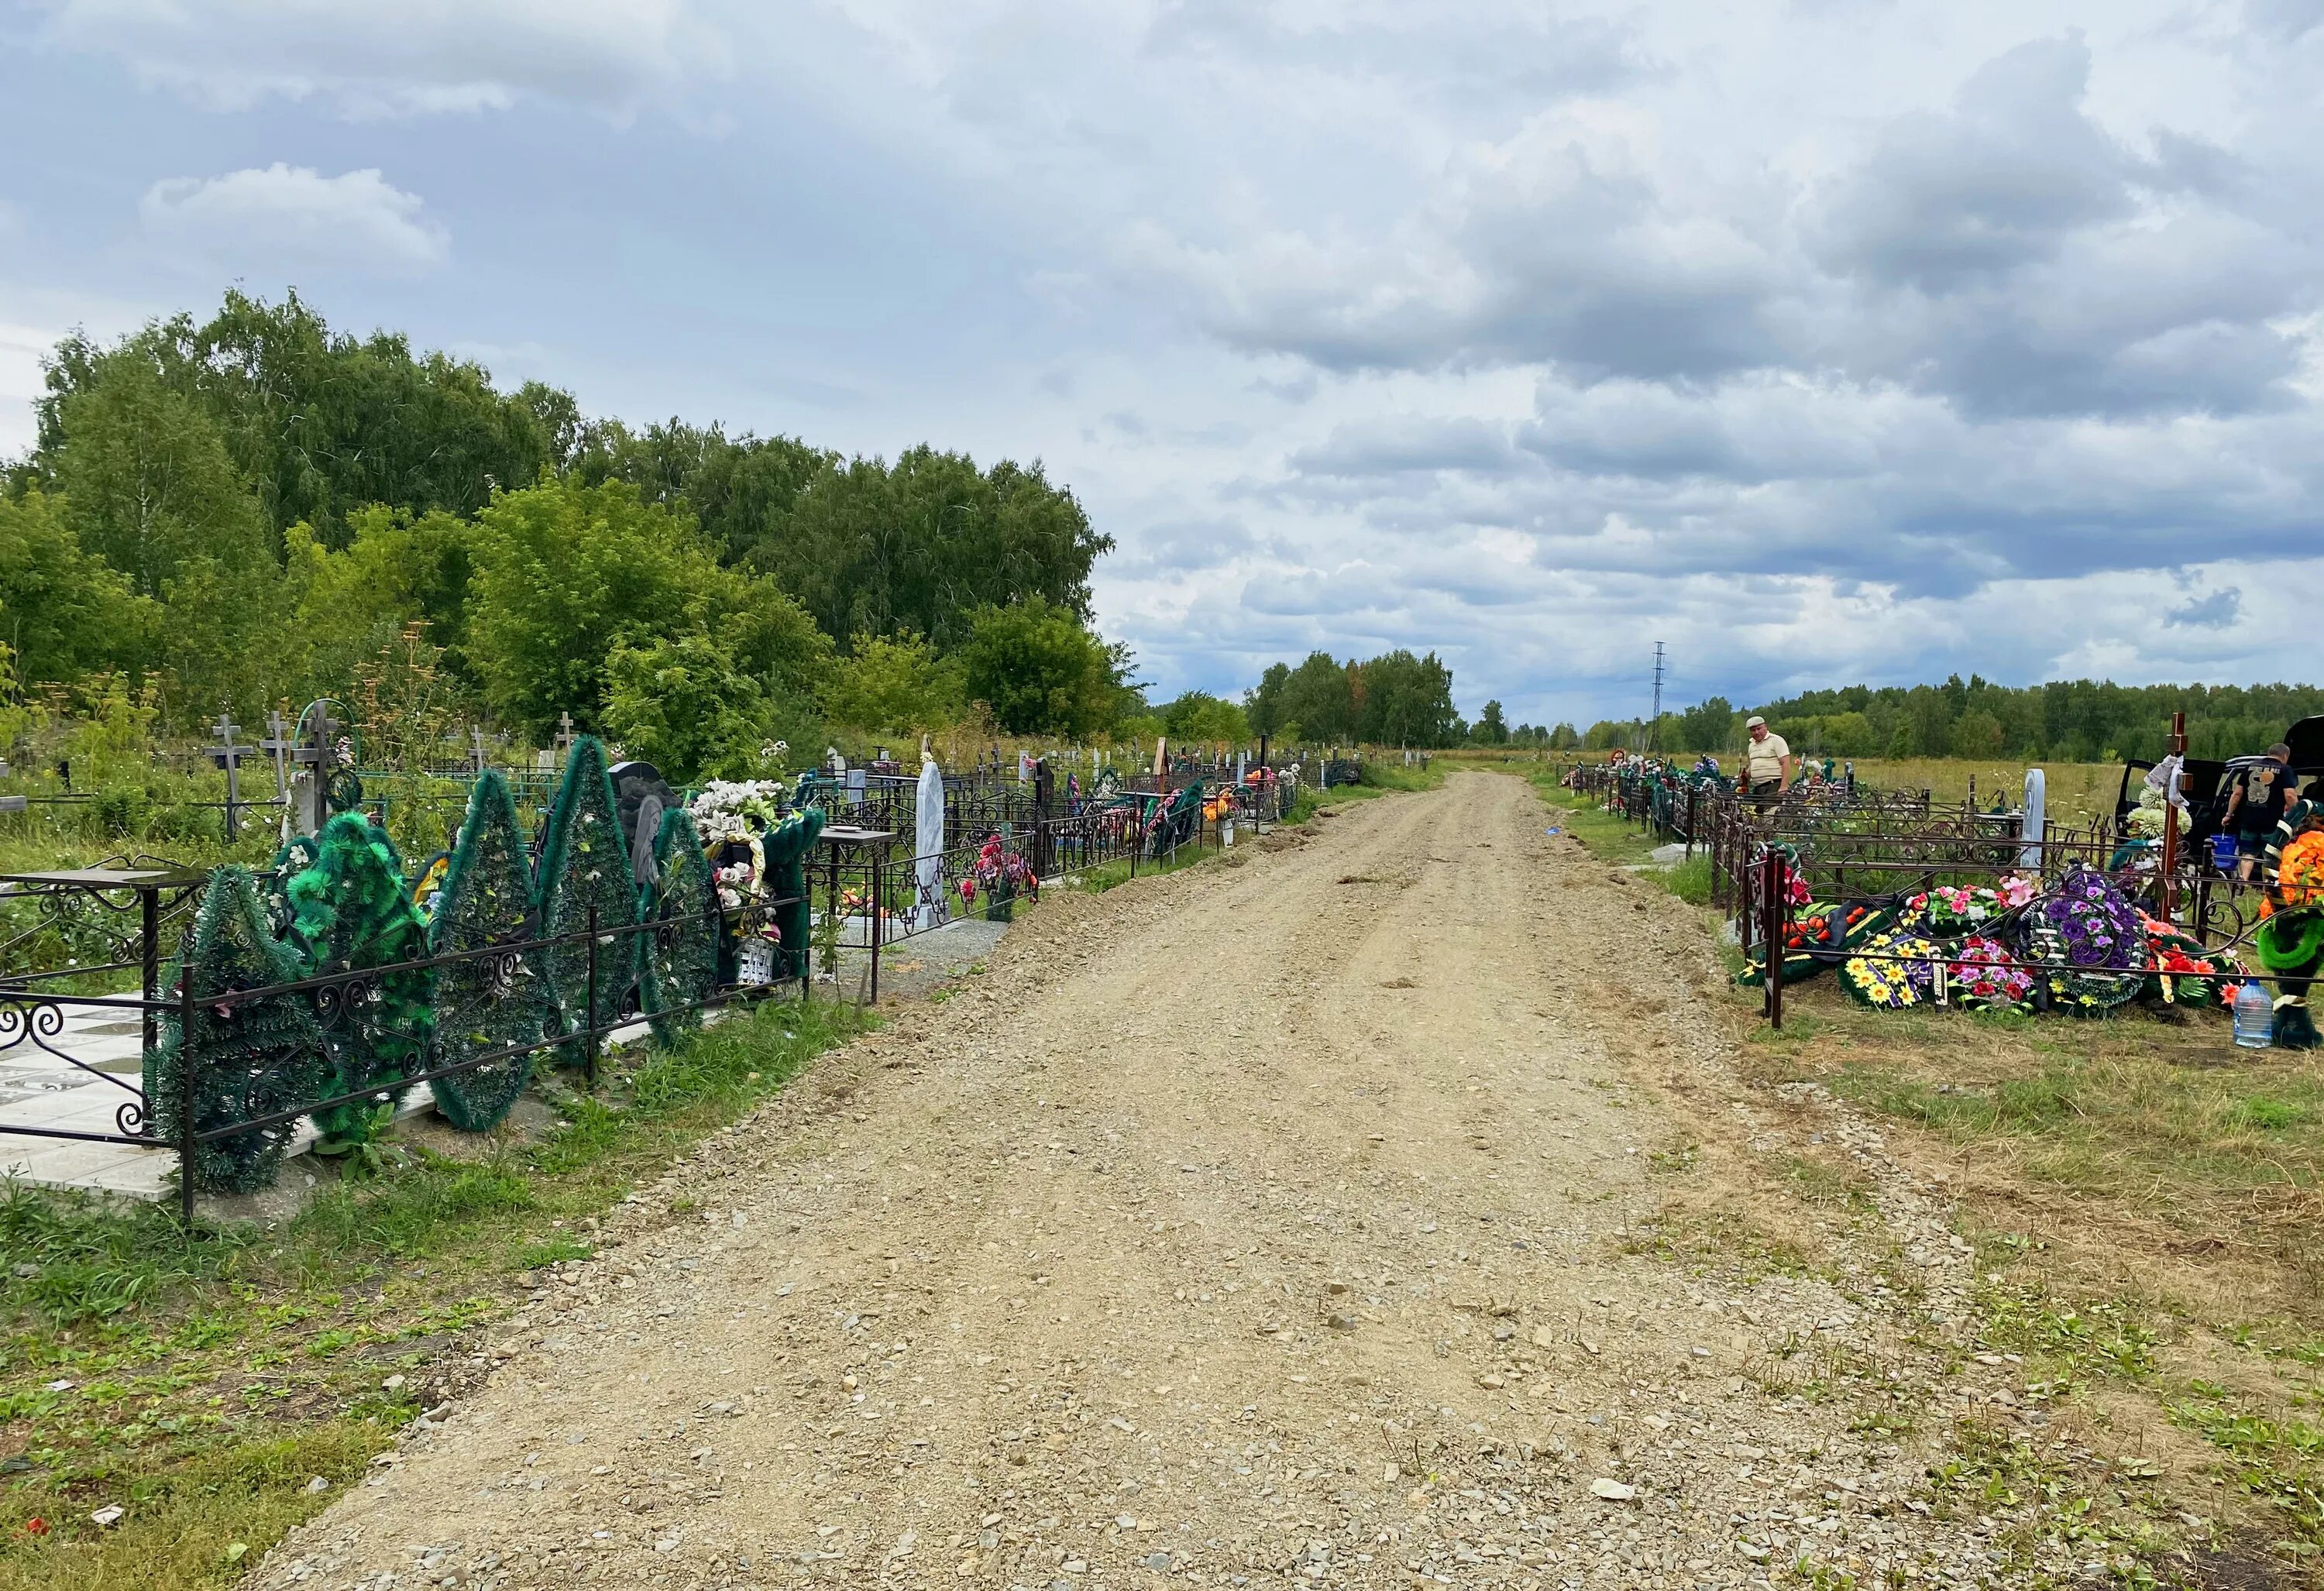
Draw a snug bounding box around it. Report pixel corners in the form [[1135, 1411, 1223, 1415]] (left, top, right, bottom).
[[4, 1, 2322, 729]]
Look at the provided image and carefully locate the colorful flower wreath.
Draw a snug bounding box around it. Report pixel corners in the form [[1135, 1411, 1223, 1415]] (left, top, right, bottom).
[[1945, 936, 2034, 1012], [1900, 884, 2007, 937], [2138, 914, 2238, 1008], [2268, 832, 2324, 916], [1739, 899, 1899, 987], [1841, 933, 1944, 1009], [2026, 866, 2146, 1014]]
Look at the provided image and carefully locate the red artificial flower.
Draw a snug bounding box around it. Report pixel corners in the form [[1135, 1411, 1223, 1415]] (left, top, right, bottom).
[[22, 1518, 49, 1536]]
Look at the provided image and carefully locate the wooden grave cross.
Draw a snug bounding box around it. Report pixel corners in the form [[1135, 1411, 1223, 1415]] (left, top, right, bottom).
[[287, 703, 341, 834]]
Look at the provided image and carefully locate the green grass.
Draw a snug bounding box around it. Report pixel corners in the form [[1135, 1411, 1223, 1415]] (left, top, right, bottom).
[[0, 995, 870, 1590], [1066, 840, 1221, 895]]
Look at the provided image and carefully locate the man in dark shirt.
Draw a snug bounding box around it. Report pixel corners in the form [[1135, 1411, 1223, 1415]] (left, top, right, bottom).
[[2223, 742, 2297, 879]]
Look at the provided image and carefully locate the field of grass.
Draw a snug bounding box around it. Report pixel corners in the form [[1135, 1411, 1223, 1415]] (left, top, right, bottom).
[[1841, 758, 2126, 826]]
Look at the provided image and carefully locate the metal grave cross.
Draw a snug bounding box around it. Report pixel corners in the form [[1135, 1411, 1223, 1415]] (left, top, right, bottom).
[[470, 726, 490, 775], [259, 710, 294, 804], [207, 709, 255, 837], [554, 711, 577, 765]]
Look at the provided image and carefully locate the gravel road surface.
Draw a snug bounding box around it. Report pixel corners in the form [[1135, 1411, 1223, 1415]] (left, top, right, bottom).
[[262, 773, 2020, 1590]]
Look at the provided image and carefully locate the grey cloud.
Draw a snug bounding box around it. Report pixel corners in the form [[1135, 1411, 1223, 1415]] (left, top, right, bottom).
[[41, 0, 720, 117], [2167, 590, 2241, 627], [1809, 37, 2136, 291]]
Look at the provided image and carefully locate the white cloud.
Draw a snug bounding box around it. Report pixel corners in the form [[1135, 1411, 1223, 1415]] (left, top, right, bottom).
[[41, 0, 720, 118], [139, 165, 450, 275]]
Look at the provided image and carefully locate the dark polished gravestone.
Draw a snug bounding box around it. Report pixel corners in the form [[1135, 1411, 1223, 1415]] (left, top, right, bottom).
[[610, 761, 682, 886]]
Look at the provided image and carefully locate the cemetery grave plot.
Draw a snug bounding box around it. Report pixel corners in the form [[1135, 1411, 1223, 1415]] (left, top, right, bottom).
[[1573, 746, 2319, 1043]]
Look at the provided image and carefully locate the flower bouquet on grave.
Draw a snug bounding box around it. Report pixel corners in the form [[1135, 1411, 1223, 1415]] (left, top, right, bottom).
[[971, 834, 1038, 923], [1900, 885, 2006, 937], [2137, 913, 2239, 1009], [1944, 936, 2035, 1013]]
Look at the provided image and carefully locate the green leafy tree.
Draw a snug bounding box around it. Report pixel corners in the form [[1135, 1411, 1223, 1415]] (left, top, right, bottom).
[[1548, 723, 1580, 751], [0, 489, 157, 682], [283, 507, 479, 694], [48, 349, 271, 599], [1279, 651, 1356, 743], [465, 479, 826, 739], [1244, 661, 1291, 739], [1473, 699, 1508, 744], [1820, 710, 1879, 757], [820, 631, 965, 734], [602, 631, 786, 782], [1161, 690, 1250, 747], [1948, 709, 2006, 758], [960, 598, 1117, 737], [1356, 650, 1461, 746], [763, 448, 1112, 648], [570, 418, 831, 566], [36, 289, 568, 547], [1673, 696, 1735, 753]]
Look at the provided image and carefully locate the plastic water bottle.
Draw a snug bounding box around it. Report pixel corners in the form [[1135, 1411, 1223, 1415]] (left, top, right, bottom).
[[2233, 981, 2275, 1050]]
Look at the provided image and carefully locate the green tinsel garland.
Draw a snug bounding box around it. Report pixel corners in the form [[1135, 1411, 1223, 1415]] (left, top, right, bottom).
[[535, 736, 639, 1062], [759, 805, 825, 979], [144, 868, 332, 1194], [638, 807, 720, 1046], [427, 770, 560, 1131], [2257, 906, 2324, 1052], [284, 813, 435, 1146]]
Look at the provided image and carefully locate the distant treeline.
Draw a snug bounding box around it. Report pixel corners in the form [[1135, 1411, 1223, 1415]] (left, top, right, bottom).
[[1552, 677, 2324, 762]]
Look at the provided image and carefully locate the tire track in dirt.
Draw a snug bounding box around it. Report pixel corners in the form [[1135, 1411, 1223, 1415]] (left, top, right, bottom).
[[261, 773, 2006, 1590]]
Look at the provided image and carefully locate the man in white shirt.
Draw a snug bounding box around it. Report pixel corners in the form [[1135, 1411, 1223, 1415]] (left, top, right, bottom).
[[1740, 716, 1793, 797]]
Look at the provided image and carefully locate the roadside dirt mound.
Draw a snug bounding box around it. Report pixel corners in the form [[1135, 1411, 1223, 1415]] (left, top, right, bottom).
[[258, 774, 2037, 1589]]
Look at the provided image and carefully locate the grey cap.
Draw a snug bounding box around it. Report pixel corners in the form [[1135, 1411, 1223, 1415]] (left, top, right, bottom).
[[1746, 715, 1766, 729]]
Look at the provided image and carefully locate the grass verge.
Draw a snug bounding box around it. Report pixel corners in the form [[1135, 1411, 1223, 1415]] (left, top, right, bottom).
[[0, 995, 871, 1590]]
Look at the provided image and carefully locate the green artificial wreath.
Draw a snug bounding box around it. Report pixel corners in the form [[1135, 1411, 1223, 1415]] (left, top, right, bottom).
[[535, 736, 639, 1062], [260, 834, 321, 936], [638, 807, 721, 1045], [426, 770, 560, 1131], [2256, 905, 2324, 1052], [145, 868, 332, 1194], [283, 813, 435, 1148], [758, 804, 825, 979]]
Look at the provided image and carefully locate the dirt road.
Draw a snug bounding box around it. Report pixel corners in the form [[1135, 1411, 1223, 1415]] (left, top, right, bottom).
[[262, 773, 2005, 1590]]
